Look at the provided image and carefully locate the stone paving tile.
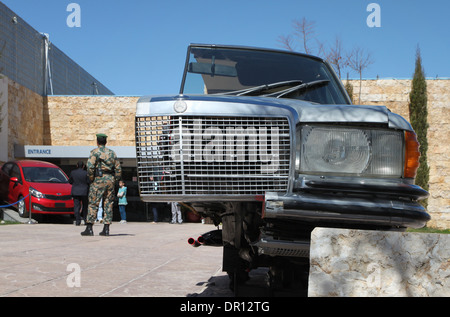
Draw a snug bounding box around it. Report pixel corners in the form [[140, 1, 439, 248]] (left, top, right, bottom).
[[0, 221, 230, 297]]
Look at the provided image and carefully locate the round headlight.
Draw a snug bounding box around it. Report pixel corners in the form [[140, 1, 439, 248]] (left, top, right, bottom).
[[301, 127, 371, 174]]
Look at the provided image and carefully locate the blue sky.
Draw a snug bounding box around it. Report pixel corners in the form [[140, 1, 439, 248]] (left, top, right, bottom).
[[2, 0, 449, 96]]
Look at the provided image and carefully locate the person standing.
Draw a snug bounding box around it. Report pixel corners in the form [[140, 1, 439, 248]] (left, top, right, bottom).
[[96, 198, 104, 223], [151, 204, 159, 223], [169, 202, 182, 224], [150, 167, 163, 223], [117, 180, 127, 223], [81, 133, 122, 236], [69, 161, 89, 226]]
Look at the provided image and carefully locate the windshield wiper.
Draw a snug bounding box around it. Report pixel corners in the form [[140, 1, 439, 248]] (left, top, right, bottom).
[[264, 79, 330, 98], [217, 80, 303, 96]]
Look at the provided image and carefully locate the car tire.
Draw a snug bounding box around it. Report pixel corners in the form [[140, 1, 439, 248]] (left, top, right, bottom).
[[17, 196, 29, 218]]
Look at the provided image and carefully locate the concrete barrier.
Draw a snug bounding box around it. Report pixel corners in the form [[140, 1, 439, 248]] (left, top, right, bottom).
[[308, 227, 449, 297]]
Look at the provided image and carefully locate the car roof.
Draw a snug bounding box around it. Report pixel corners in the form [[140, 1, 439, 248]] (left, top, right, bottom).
[[188, 43, 325, 63], [14, 160, 59, 168]]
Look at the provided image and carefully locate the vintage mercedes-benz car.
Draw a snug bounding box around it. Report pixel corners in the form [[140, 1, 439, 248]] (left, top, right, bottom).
[[135, 44, 430, 291]]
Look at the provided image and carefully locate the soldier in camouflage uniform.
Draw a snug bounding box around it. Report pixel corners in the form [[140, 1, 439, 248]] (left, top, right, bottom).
[[81, 133, 122, 236]]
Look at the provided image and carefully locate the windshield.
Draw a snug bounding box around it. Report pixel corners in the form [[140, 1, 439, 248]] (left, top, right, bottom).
[[23, 167, 69, 183], [181, 45, 350, 105]]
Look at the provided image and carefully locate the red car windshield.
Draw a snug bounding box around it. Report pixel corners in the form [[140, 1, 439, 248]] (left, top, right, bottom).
[[22, 167, 69, 183]]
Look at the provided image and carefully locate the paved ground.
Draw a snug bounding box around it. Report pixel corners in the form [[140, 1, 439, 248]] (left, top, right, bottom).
[[0, 210, 234, 297]]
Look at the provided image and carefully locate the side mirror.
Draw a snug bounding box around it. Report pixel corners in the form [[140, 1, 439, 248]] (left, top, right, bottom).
[[10, 177, 19, 183]]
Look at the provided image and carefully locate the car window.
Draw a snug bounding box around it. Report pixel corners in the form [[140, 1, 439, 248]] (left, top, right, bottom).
[[22, 167, 69, 183], [10, 164, 22, 183], [1, 163, 13, 176], [181, 46, 349, 105]]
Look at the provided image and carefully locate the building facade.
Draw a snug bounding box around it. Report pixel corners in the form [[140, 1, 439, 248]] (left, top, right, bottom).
[[0, 2, 166, 221], [0, 2, 448, 227]]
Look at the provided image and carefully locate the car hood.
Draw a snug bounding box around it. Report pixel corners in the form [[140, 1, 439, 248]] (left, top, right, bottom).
[[137, 94, 413, 131], [271, 97, 412, 131], [29, 182, 72, 195]]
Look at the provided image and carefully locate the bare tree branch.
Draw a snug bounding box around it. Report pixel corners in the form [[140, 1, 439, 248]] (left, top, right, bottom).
[[277, 35, 295, 52], [292, 18, 316, 55], [347, 47, 374, 103], [326, 36, 347, 79], [277, 17, 374, 84]]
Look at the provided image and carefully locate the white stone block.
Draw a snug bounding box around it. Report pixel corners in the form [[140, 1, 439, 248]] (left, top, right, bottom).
[[308, 228, 450, 297]]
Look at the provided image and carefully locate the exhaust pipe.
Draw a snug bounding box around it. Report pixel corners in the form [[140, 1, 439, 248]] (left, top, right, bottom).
[[197, 229, 222, 247], [187, 237, 200, 247], [188, 230, 223, 247]]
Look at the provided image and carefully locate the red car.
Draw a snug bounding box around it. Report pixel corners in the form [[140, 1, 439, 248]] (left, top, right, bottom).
[[0, 160, 74, 217]]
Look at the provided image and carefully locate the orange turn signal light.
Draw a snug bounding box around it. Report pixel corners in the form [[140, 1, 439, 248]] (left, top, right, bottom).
[[404, 131, 421, 178]]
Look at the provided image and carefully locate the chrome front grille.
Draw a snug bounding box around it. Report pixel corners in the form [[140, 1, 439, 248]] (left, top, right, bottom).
[[135, 116, 291, 199]]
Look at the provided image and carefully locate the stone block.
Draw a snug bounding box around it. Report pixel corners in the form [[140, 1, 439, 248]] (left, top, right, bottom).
[[308, 227, 450, 297]]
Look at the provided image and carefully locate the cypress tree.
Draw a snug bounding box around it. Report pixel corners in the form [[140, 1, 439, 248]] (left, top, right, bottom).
[[408, 46, 429, 207]]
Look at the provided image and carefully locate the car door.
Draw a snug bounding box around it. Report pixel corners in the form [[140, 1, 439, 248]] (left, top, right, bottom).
[[8, 163, 24, 204], [0, 163, 13, 202]]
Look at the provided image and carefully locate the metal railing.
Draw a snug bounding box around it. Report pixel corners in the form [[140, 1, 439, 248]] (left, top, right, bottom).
[[0, 192, 34, 224]]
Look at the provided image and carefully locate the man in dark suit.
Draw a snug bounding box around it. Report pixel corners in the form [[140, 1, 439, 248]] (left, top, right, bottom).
[[69, 161, 90, 226]]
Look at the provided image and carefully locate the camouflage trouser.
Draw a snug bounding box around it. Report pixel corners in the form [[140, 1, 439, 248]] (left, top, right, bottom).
[[87, 175, 115, 224]]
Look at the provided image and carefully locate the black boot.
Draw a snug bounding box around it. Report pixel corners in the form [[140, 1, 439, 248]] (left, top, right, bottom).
[[99, 224, 110, 236], [81, 223, 94, 236]]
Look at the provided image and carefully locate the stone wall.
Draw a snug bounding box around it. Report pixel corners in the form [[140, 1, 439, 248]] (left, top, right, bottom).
[[308, 227, 450, 297], [5, 77, 44, 160], [349, 79, 449, 229], [44, 96, 139, 147], [0, 76, 7, 162]]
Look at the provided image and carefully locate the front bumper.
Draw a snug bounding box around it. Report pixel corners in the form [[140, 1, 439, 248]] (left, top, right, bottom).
[[31, 198, 74, 214], [264, 178, 430, 229]]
